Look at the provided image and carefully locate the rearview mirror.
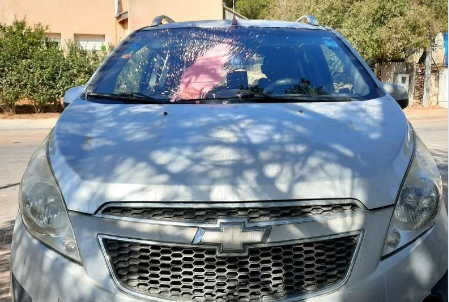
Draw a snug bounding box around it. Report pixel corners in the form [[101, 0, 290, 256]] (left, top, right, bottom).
[[382, 83, 409, 109], [63, 85, 86, 108]]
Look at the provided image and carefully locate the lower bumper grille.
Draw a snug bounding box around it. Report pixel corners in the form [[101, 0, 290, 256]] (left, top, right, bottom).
[[102, 234, 360, 301]]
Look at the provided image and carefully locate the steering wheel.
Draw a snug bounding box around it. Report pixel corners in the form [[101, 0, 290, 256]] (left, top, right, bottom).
[[262, 78, 298, 95]]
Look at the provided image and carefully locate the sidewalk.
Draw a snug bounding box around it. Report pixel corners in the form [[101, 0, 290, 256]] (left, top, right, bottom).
[[403, 106, 448, 122], [0, 107, 447, 132], [0, 118, 59, 132]]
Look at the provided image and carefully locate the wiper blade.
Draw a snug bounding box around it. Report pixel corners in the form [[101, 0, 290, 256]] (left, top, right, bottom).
[[85, 92, 168, 104], [241, 94, 357, 103], [175, 91, 256, 103], [169, 92, 358, 104], [174, 95, 332, 104], [175, 97, 247, 104]]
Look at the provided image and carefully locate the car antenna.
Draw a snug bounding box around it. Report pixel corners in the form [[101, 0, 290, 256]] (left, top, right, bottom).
[[231, 0, 238, 26]]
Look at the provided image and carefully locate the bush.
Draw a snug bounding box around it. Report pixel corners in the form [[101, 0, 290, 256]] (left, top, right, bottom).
[[23, 44, 67, 112], [0, 19, 48, 113], [0, 18, 111, 113], [61, 41, 107, 89]]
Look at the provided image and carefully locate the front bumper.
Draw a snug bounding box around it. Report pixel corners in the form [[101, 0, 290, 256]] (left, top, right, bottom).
[[11, 204, 448, 302]]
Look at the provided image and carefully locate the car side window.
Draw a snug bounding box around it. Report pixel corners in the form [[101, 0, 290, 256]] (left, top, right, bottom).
[[114, 46, 151, 94], [321, 44, 370, 96], [321, 45, 354, 94]]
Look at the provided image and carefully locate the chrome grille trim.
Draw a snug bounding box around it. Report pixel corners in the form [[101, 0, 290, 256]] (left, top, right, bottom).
[[96, 200, 365, 226], [99, 231, 363, 302]]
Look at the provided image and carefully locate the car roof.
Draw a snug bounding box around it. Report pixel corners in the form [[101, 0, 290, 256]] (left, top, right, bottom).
[[142, 19, 327, 31]]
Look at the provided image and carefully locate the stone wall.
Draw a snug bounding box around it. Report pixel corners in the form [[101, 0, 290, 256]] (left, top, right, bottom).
[[413, 64, 441, 106], [373, 62, 417, 105], [373, 62, 444, 107], [438, 69, 448, 108]]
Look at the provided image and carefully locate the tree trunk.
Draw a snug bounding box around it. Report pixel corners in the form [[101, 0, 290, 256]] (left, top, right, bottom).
[[423, 40, 432, 107]]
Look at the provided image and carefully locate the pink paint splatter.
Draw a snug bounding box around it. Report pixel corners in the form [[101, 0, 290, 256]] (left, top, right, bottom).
[[172, 43, 232, 101]]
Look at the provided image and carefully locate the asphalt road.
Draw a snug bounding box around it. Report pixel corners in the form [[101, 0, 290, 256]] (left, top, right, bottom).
[[0, 119, 447, 301], [0, 131, 49, 301]]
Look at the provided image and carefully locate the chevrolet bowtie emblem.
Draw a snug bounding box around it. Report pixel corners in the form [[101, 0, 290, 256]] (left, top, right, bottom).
[[192, 220, 272, 256]]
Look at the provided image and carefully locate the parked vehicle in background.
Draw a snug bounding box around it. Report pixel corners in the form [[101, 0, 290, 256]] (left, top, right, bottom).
[[10, 15, 447, 302]]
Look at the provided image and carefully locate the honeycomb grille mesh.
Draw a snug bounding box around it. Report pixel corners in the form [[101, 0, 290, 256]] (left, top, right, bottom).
[[103, 235, 359, 301], [100, 204, 360, 223]]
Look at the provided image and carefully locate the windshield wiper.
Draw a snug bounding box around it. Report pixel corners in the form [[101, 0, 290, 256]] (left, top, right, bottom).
[[85, 92, 169, 104], [239, 94, 358, 103], [160, 92, 359, 104], [175, 91, 257, 103], [175, 97, 251, 104]]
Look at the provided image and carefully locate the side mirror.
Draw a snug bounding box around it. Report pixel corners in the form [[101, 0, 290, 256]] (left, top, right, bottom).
[[63, 85, 86, 108], [382, 83, 409, 109]]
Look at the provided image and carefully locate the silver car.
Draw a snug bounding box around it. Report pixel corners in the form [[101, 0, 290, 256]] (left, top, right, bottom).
[[10, 16, 447, 302]]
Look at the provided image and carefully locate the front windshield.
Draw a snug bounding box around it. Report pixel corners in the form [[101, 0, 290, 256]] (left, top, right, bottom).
[[88, 26, 383, 102]]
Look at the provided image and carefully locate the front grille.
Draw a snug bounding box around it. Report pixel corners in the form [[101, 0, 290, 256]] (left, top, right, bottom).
[[102, 235, 359, 301], [100, 203, 360, 223]]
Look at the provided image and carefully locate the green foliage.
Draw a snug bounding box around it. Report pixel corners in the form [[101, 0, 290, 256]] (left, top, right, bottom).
[[62, 41, 107, 87], [0, 19, 48, 113], [269, 0, 448, 63], [22, 44, 67, 112], [0, 18, 111, 113], [224, 0, 274, 19]]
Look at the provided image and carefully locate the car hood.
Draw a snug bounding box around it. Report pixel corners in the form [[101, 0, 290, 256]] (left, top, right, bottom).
[[50, 98, 412, 213]]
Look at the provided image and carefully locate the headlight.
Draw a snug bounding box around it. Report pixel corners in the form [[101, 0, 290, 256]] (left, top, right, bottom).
[[20, 135, 82, 264], [382, 133, 442, 257]]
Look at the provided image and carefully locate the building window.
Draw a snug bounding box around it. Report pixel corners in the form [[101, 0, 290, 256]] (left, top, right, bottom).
[[74, 34, 106, 51], [45, 33, 62, 49]]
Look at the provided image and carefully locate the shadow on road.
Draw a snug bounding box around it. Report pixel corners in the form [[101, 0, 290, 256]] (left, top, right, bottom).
[[0, 220, 14, 302], [0, 183, 19, 191]]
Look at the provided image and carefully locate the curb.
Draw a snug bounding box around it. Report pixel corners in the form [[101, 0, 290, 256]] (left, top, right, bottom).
[[405, 115, 448, 122], [0, 128, 54, 133], [407, 117, 448, 123]]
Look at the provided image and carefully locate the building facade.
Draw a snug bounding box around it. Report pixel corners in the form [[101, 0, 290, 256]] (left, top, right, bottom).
[[0, 0, 224, 50]]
